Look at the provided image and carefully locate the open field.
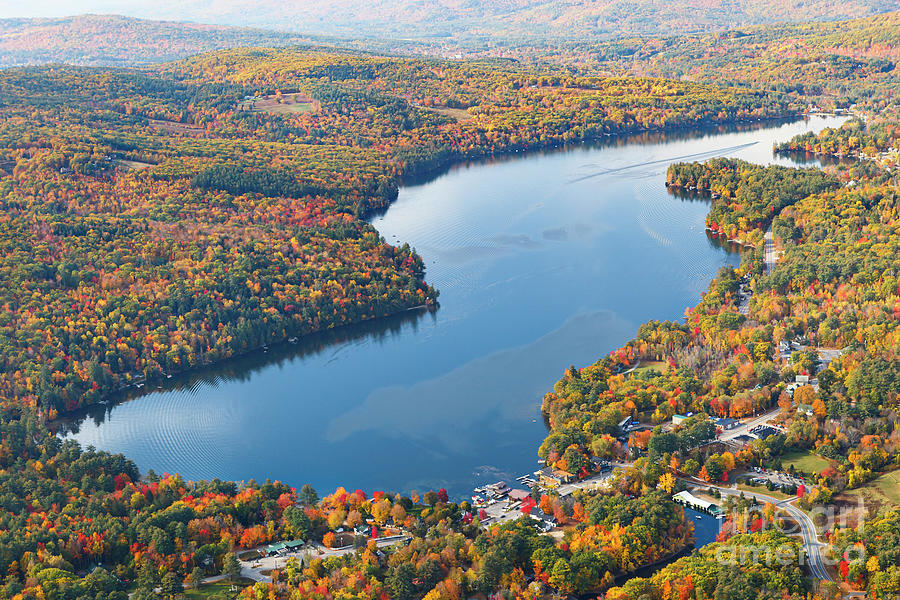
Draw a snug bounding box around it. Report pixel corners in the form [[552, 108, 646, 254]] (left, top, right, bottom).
[[149, 119, 204, 135], [781, 450, 830, 475], [238, 93, 317, 114], [840, 470, 900, 512], [423, 106, 472, 122], [631, 360, 670, 377], [118, 159, 154, 171], [185, 579, 254, 599]]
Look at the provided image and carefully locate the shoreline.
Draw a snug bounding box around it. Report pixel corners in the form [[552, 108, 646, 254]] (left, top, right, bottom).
[[50, 112, 808, 423], [396, 112, 807, 186], [50, 303, 435, 430]]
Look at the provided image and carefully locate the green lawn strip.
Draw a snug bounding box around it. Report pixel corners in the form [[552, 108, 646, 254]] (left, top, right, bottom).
[[736, 482, 794, 501], [186, 578, 255, 599]]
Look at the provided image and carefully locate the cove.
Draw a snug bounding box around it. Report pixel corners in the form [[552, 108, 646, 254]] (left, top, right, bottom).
[[62, 115, 847, 500]]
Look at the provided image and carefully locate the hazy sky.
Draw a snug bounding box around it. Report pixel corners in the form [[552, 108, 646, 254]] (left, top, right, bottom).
[[0, 1, 179, 19]]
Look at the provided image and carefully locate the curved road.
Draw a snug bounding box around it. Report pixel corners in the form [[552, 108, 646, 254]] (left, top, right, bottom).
[[705, 482, 832, 581]]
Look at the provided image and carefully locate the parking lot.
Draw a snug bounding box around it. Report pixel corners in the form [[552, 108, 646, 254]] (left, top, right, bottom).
[[745, 466, 808, 490]]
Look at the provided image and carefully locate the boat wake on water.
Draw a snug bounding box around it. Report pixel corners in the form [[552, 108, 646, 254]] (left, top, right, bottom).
[[566, 141, 758, 184]]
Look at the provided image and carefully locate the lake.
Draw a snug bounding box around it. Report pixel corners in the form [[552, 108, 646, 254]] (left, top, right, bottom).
[[63, 115, 847, 500]]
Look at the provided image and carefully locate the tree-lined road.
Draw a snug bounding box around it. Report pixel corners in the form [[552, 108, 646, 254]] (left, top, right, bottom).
[[707, 483, 832, 581], [764, 228, 781, 272]]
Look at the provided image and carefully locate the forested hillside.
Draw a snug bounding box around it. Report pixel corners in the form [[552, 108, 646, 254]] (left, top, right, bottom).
[[519, 10, 900, 109], [0, 15, 314, 67], [12, 0, 900, 41], [4, 9, 900, 102]]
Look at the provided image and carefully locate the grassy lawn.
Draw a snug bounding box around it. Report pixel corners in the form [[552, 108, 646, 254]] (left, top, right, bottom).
[[245, 94, 316, 115], [118, 159, 153, 171], [842, 470, 900, 511], [256, 101, 314, 114], [631, 360, 669, 377], [781, 449, 830, 474], [423, 106, 472, 122], [186, 578, 255, 599], [737, 482, 793, 501]]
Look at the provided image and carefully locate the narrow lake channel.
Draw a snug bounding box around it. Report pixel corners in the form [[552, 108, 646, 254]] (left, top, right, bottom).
[[63, 115, 847, 514]]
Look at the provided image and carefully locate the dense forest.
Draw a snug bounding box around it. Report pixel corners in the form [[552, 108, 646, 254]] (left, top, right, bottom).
[[506, 10, 900, 113], [4, 9, 899, 94]]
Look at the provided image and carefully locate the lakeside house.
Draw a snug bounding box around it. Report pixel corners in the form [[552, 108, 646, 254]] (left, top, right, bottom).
[[484, 481, 509, 498], [508, 489, 531, 503], [673, 491, 722, 515], [523, 507, 557, 532], [537, 467, 575, 487], [618, 416, 638, 435]]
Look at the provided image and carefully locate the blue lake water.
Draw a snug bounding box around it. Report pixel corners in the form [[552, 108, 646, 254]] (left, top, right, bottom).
[[686, 508, 721, 548], [63, 115, 847, 499]]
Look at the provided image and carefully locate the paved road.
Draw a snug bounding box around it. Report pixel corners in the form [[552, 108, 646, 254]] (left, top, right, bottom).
[[764, 228, 781, 272], [718, 407, 781, 442], [704, 482, 832, 581], [238, 536, 409, 582]]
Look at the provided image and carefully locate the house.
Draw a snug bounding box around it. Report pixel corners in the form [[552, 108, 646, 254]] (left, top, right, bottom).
[[591, 457, 613, 472], [749, 425, 781, 439], [508, 489, 531, 503], [527, 512, 557, 532], [537, 467, 574, 487], [672, 414, 689, 426], [484, 481, 509, 498], [264, 539, 304, 556], [795, 375, 810, 384], [715, 417, 739, 430], [797, 403, 814, 416], [617, 416, 637, 434]]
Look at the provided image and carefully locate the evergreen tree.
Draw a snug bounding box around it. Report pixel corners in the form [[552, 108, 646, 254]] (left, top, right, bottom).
[[160, 572, 183, 598], [299, 484, 319, 506], [222, 553, 241, 581]]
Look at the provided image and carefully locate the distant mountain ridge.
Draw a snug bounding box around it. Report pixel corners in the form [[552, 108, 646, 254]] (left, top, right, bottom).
[[0, 15, 313, 67], [2, 2, 900, 69], [7, 0, 900, 42]]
